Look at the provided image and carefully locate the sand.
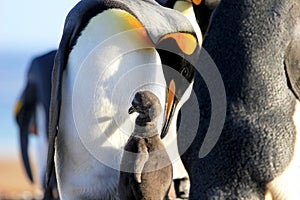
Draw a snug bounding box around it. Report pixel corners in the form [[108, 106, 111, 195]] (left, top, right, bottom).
[[0, 158, 179, 200], [0, 159, 43, 200]]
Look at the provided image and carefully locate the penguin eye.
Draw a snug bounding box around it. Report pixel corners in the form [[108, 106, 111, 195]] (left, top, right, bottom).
[[181, 67, 190, 78]]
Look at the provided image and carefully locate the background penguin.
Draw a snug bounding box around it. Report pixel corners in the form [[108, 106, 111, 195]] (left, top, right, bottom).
[[14, 50, 58, 199], [191, 0, 220, 35], [178, 0, 300, 199], [119, 91, 172, 200], [156, 0, 221, 36], [46, 0, 201, 199]]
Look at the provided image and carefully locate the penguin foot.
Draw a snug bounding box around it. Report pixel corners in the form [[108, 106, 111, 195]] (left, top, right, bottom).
[[173, 177, 190, 199]]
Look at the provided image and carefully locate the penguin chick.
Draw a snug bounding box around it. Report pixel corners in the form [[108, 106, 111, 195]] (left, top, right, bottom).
[[119, 91, 173, 200]]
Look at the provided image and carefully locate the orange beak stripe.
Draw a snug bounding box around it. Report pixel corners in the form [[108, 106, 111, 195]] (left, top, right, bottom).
[[192, 0, 202, 5], [166, 80, 176, 121]]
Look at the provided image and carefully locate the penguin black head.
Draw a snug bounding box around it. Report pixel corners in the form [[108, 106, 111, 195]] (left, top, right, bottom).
[[156, 35, 199, 138], [128, 91, 162, 122]]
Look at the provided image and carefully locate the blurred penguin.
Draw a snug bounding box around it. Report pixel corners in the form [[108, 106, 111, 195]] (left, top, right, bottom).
[[14, 50, 58, 199]]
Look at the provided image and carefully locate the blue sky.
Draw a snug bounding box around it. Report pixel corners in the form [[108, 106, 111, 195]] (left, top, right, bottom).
[[0, 0, 79, 159]]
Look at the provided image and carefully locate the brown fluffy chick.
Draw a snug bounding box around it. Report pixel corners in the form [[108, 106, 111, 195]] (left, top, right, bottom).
[[118, 90, 173, 200]]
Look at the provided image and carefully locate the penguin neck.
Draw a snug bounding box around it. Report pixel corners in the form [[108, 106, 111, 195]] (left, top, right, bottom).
[[174, 1, 193, 14], [173, 1, 203, 45], [133, 117, 158, 137]]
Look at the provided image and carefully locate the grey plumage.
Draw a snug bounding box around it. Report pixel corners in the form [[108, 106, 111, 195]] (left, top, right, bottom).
[[179, 0, 300, 199], [119, 91, 172, 200]]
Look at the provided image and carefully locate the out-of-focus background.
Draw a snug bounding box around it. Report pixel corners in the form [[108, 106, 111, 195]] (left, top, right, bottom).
[[0, 1, 79, 199]]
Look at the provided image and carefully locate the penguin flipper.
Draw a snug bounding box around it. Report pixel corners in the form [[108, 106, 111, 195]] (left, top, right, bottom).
[[15, 80, 37, 183], [134, 138, 149, 183], [46, 55, 60, 188], [20, 127, 34, 183], [285, 35, 300, 100]]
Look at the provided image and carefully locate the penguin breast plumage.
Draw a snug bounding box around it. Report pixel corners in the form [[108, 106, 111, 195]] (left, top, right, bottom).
[[55, 9, 166, 199]]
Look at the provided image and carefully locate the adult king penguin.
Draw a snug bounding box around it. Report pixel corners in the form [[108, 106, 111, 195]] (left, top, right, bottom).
[[46, 0, 201, 199], [179, 0, 300, 199], [14, 50, 58, 199]]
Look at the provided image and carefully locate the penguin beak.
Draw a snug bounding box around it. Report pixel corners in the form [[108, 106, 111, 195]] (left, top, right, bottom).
[[161, 80, 178, 139], [128, 106, 136, 114]]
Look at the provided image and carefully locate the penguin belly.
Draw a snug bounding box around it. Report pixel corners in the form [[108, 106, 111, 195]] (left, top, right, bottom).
[[54, 9, 166, 199]]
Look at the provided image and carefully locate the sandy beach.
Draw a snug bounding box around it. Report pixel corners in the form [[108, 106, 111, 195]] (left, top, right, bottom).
[[0, 159, 43, 200], [0, 158, 179, 200]]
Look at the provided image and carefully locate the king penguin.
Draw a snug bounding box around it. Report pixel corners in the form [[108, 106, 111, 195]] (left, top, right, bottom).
[[46, 0, 201, 199], [14, 50, 58, 199], [156, 0, 221, 36], [179, 0, 300, 199]]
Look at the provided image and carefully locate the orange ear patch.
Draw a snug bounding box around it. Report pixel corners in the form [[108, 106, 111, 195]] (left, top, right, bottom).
[[192, 0, 202, 5], [14, 101, 23, 116], [158, 32, 198, 55], [122, 12, 144, 29], [117, 10, 153, 45]]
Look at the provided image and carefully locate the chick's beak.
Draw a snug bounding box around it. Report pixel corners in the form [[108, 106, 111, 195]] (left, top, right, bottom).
[[128, 106, 136, 114]]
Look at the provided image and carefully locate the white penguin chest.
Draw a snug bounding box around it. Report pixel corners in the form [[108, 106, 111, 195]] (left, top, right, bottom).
[[58, 9, 166, 171]]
